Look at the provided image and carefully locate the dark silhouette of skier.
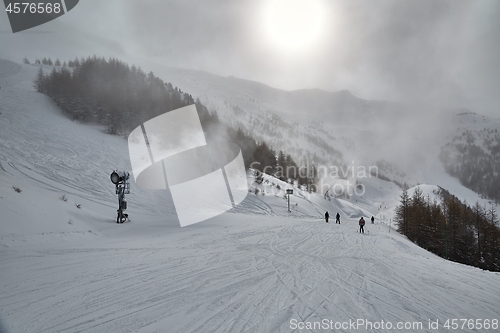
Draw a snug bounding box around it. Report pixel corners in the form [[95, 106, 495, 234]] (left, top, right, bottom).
[[371, 216, 375, 224], [359, 217, 365, 233], [325, 211, 329, 223], [336, 212, 341, 224]]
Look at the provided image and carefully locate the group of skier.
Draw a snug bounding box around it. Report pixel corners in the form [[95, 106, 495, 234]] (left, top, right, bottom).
[[324, 211, 341, 224], [324, 211, 375, 233]]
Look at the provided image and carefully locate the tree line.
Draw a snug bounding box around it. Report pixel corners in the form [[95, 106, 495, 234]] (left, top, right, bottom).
[[33, 55, 319, 187], [395, 187, 500, 271]]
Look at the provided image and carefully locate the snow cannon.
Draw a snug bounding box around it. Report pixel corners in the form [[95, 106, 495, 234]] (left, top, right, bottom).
[[111, 170, 130, 223], [110, 170, 130, 185]]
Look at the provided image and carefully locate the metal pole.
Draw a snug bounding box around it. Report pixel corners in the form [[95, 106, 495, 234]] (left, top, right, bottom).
[[288, 194, 290, 212], [118, 182, 125, 223]]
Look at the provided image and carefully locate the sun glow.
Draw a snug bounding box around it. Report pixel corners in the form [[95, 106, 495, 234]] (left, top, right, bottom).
[[261, 0, 327, 53]]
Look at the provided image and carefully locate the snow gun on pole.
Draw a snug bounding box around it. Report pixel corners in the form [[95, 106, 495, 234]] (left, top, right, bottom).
[[110, 170, 130, 223]]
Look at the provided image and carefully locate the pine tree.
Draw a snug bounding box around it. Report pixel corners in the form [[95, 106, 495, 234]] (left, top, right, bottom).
[[445, 196, 462, 261], [22, 57, 30, 64], [54, 58, 61, 66], [473, 202, 485, 263], [487, 204, 499, 226], [408, 187, 425, 243], [276, 150, 287, 180], [253, 142, 276, 176], [33, 67, 45, 93], [230, 127, 257, 169], [307, 163, 320, 192], [285, 153, 298, 183], [395, 189, 410, 235]]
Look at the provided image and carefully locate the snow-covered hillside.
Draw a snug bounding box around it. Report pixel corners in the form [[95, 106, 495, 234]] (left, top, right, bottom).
[[1, 17, 498, 204], [439, 112, 500, 202], [144, 60, 500, 200], [1, 59, 500, 333]]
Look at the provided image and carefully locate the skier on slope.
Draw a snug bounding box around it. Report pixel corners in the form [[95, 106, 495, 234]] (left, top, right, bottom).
[[336, 212, 341, 224], [325, 211, 329, 223], [359, 217, 366, 233], [371, 216, 375, 224]]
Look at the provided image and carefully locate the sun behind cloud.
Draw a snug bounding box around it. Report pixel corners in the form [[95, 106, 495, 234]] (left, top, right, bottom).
[[260, 0, 328, 54]]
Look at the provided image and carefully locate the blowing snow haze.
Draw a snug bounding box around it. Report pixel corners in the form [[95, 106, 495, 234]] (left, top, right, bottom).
[[47, 0, 500, 119]]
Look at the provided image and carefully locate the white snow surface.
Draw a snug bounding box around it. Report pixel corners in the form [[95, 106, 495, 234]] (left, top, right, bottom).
[[1, 62, 500, 333]]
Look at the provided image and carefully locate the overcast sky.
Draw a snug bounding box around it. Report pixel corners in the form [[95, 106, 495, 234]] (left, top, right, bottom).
[[60, 0, 500, 117]]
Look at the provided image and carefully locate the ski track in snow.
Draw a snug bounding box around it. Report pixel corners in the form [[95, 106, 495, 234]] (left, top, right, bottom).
[[1, 61, 500, 333], [1, 221, 500, 333]]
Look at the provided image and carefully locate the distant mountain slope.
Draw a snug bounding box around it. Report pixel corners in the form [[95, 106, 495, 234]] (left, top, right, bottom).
[[440, 112, 500, 202], [149, 63, 500, 203], [150, 64, 405, 127], [148, 63, 401, 169]]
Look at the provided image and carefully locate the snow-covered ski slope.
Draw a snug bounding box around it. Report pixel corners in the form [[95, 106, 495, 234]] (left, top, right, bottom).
[[4, 219, 500, 333], [1, 61, 500, 333]]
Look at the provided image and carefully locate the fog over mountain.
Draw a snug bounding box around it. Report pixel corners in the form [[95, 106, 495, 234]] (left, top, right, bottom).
[[2, 0, 500, 117], [39, 0, 500, 118], [2, 1, 499, 200]]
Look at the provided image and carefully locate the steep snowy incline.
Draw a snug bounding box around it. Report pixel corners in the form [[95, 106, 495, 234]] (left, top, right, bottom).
[[0, 62, 180, 244]]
